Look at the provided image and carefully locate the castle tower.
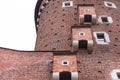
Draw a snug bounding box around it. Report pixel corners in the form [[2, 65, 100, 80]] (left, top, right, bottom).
[[34, 0, 120, 80], [0, 0, 120, 80]]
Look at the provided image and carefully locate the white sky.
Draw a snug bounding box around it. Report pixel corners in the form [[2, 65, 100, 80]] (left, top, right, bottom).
[[0, 0, 37, 51]]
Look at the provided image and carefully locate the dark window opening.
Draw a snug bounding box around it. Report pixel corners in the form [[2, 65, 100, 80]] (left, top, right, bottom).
[[101, 17, 108, 22], [97, 34, 104, 39], [60, 72, 71, 80], [117, 73, 120, 79], [84, 15, 92, 23], [80, 33, 84, 35], [78, 40, 87, 49], [97, 33, 106, 42], [63, 61, 68, 65], [107, 3, 112, 6], [65, 3, 70, 6]]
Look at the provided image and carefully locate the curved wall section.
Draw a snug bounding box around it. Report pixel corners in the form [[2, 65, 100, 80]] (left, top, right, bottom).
[[35, 0, 120, 52], [35, 0, 82, 51], [35, 0, 96, 51], [34, 0, 43, 31]]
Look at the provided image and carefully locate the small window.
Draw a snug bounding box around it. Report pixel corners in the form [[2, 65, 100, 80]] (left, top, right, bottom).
[[62, 1, 73, 7], [93, 32, 110, 45], [111, 69, 120, 80], [79, 32, 85, 36], [98, 16, 113, 24], [62, 60, 69, 65], [84, 15, 92, 23], [104, 1, 117, 8], [63, 61, 67, 64], [65, 3, 70, 6], [117, 72, 120, 79], [107, 3, 112, 6], [101, 17, 108, 22], [97, 33, 106, 42]]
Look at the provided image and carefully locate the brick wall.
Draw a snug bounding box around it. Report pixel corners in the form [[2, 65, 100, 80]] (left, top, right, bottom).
[[53, 55, 77, 72], [35, 0, 120, 80], [72, 27, 92, 40], [0, 48, 53, 80], [0, 0, 120, 80]]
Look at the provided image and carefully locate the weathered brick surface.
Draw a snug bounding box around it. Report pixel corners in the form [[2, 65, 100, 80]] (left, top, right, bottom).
[[77, 49, 120, 80], [0, 48, 53, 80], [78, 6, 96, 15], [1, 0, 120, 80], [35, 0, 120, 51], [72, 27, 92, 40], [34, 0, 120, 80], [53, 55, 77, 72]]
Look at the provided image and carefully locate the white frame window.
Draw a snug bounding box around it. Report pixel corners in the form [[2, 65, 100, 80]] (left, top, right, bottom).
[[111, 69, 120, 80], [93, 32, 110, 45], [104, 1, 117, 8], [62, 60, 69, 65], [62, 1, 73, 7], [98, 16, 113, 24]]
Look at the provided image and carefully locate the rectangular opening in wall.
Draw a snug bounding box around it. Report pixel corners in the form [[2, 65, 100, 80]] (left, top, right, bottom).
[[97, 33, 106, 42], [63, 61, 67, 64], [62, 60, 69, 65], [104, 1, 117, 8], [101, 17, 108, 22], [62, 1, 73, 7], [60, 72, 71, 80], [98, 16, 113, 24], [107, 3, 112, 6], [94, 32, 110, 45], [117, 72, 120, 79], [84, 15, 92, 23], [78, 40, 87, 49], [65, 3, 70, 6]]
